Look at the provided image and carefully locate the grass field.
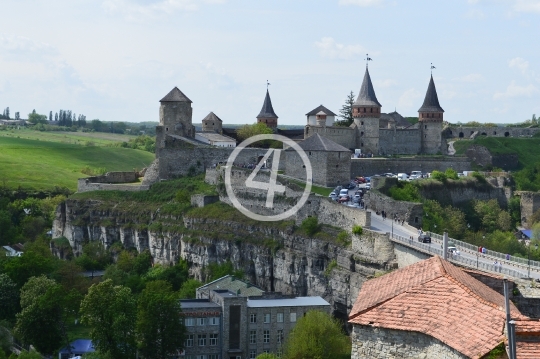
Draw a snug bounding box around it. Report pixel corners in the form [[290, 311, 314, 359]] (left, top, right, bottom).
[[0, 127, 135, 146], [453, 137, 540, 169], [0, 135, 154, 191]]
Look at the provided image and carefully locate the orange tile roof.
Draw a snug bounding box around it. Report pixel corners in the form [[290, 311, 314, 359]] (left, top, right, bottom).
[[349, 256, 524, 359], [515, 319, 540, 358]]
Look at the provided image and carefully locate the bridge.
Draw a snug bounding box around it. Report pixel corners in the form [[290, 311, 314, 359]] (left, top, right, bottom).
[[369, 211, 539, 280]]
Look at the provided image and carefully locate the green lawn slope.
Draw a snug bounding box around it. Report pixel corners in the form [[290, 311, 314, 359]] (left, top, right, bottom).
[[453, 136, 540, 169], [0, 136, 154, 191]]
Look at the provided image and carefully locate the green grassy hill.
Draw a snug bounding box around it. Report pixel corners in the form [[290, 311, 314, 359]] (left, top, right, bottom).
[[453, 136, 540, 169], [0, 136, 154, 191]]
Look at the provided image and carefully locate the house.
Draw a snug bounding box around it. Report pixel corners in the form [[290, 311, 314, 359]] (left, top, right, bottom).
[[514, 318, 540, 358], [58, 339, 95, 359], [180, 275, 331, 359], [2, 244, 24, 257], [348, 255, 525, 359]]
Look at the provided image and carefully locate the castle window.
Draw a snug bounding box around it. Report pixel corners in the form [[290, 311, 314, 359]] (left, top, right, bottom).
[[424, 125, 427, 129], [493, 131, 497, 135], [309, 152, 312, 155], [336, 165, 339, 168], [424, 135, 427, 138], [370, 108, 373, 113], [361, 142, 364, 147], [504, 132, 510, 137], [360, 131, 364, 136], [361, 121, 364, 126], [166, 127, 168, 131]]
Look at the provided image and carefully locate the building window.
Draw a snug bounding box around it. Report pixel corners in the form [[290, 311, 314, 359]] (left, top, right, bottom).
[[277, 313, 284, 323], [360, 131, 364, 136], [361, 121, 364, 125], [277, 329, 283, 343], [210, 317, 220, 325], [186, 334, 194, 347], [208, 355, 218, 359], [264, 314, 270, 323], [198, 334, 207, 346], [166, 127, 168, 131], [250, 313, 257, 323], [424, 125, 427, 129], [309, 151, 312, 155], [197, 356, 207, 359], [185, 318, 195, 326], [250, 330, 257, 344], [361, 142, 364, 147], [210, 334, 218, 346], [263, 330, 270, 343], [250, 351, 256, 359], [290, 313, 297, 322], [198, 318, 206, 326]]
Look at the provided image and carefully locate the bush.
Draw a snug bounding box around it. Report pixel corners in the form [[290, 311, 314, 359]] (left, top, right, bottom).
[[352, 225, 363, 236], [301, 217, 320, 236], [431, 170, 447, 182], [336, 231, 351, 246], [472, 171, 487, 183], [388, 182, 421, 202], [445, 168, 459, 180]]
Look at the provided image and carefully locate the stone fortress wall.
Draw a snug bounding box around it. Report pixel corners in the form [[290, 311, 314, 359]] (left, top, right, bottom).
[[446, 125, 540, 139], [77, 171, 148, 193], [378, 128, 421, 155], [351, 157, 471, 177]]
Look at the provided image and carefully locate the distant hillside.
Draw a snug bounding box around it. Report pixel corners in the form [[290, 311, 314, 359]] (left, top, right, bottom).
[[0, 135, 154, 191], [453, 136, 540, 169]]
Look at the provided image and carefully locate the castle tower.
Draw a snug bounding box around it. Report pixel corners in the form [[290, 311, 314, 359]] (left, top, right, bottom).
[[418, 75, 444, 154], [256, 89, 278, 129], [156, 87, 195, 149], [201, 112, 223, 133], [352, 67, 381, 155]]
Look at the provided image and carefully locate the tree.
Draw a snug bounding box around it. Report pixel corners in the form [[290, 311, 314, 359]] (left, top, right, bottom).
[[178, 278, 202, 299], [75, 241, 111, 276], [0, 274, 19, 323], [14, 112, 19, 121], [80, 280, 137, 359], [49, 111, 52, 122], [236, 123, 273, 142], [256, 354, 279, 359], [336, 91, 355, 127], [27, 111, 48, 125], [14, 276, 75, 356], [5, 108, 9, 119], [55, 112, 58, 121], [136, 280, 185, 359], [283, 310, 350, 359], [2, 246, 56, 287]]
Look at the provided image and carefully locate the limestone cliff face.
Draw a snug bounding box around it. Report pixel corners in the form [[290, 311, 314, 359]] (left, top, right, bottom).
[[52, 199, 395, 318]]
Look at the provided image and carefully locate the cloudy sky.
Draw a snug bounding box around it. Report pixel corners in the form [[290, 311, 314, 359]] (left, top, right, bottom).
[[1, 0, 539, 126]]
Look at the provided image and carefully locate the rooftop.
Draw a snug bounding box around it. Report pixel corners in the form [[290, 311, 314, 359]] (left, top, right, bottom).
[[353, 67, 381, 107], [247, 296, 330, 308], [418, 75, 444, 113], [305, 105, 337, 117], [160, 87, 192, 103], [349, 256, 524, 359], [202, 111, 222, 122], [197, 275, 264, 298], [180, 299, 222, 309], [256, 89, 278, 119], [196, 132, 236, 143], [287, 133, 350, 152], [515, 319, 540, 359]]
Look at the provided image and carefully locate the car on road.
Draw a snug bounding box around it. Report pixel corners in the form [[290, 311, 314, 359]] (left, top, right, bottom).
[[338, 196, 349, 203], [418, 234, 431, 243], [347, 183, 356, 189], [328, 192, 337, 200], [364, 183, 371, 190], [448, 246, 460, 255], [339, 189, 349, 197]]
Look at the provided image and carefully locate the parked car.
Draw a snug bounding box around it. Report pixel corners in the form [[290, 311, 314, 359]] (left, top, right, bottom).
[[397, 173, 409, 181], [364, 183, 371, 190], [364, 177, 371, 182], [328, 192, 337, 200], [347, 183, 356, 189], [355, 176, 367, 184], [339, 189, 349, 197], [338, 196, 349, 203], [418, 234, 431, 243]]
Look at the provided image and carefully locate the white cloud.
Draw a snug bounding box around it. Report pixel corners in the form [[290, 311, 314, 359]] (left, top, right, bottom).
[[339, 0, 382, 5], [376, 79, 397, 88], [493, 81, 538, 99], [101, 0, 225, 20], [314, 37, 365, 60], [456, 73, 483, 82], [465, 8, 485, 18], [512, 0, 540, 13], [509, 57, 529, 74], [398, 88, 422, 108]]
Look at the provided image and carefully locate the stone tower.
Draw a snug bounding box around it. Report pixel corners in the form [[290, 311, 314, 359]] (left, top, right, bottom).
[[156, 87, 195, 149], [352, 67, 381, 155], [201, 112, 223, 133], [256, 89, 278, 128], [418, 75, 444, 154]]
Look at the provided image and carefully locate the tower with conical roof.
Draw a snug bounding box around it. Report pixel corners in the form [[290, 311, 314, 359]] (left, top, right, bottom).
[[418, 75, 444, 154], [352, 66, 381, 155], [256, 89, 278, 129], [201, 112, 223, 133], [156, 87, 195, 149]]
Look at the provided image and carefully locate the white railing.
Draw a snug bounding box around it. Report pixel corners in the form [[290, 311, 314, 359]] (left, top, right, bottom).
[[425, 231, 540, 273], [391, 233, 527, 279]]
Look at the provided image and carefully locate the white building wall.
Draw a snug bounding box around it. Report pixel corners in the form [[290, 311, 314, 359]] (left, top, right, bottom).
[[307, 115, 335, 126]]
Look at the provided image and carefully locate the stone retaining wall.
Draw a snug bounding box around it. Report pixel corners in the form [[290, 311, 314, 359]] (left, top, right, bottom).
[[351, 325, 468, 359], [351, 157, 471, 177]]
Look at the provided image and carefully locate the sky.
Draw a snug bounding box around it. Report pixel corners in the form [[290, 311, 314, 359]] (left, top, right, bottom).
[[1, 0, 539, 126]]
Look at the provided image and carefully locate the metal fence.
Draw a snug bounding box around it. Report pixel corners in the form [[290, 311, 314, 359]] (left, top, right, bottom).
[[391, 233, 527, 279], [426, 232, 540, 273]]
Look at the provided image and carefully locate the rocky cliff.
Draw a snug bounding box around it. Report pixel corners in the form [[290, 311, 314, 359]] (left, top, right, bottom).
[[52, 197, 395, 319]]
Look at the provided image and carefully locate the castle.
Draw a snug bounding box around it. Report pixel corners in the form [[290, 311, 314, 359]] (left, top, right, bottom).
[[304, 66, 446, 156]]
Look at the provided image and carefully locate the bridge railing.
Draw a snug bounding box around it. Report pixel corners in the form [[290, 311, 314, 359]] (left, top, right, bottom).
[[426, 231, 540, 272], [391, 233, 527, 279]]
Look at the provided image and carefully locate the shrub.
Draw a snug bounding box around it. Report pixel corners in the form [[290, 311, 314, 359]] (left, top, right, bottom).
[[336, 231, 351, 246], [445, 168, 459, 180], [472, 171, 487, 183], [352, 225, 363, 236], [431, 170, 447, 182], [388, 182, 421, 202], [301, 217, 320, 236]]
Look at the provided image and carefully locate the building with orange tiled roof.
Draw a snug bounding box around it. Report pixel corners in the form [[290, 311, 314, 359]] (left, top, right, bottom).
[[348, 256, 525, 359], [514, 319, 540, 358]]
